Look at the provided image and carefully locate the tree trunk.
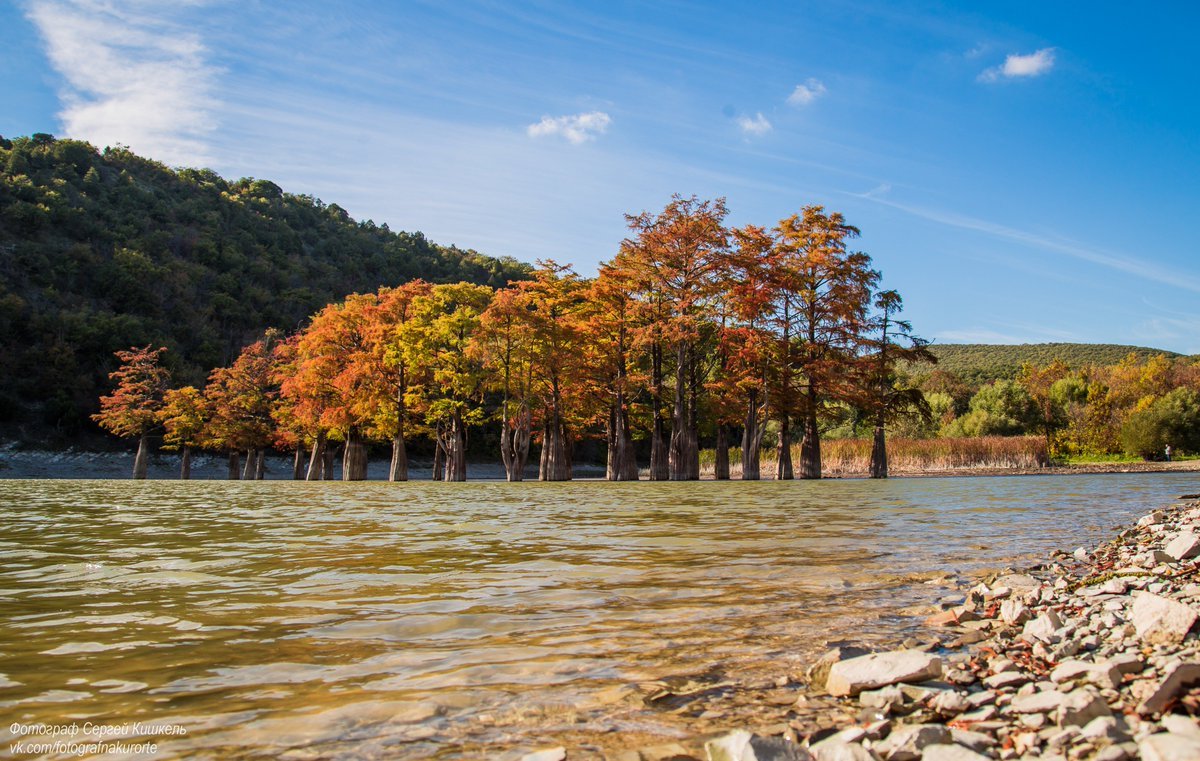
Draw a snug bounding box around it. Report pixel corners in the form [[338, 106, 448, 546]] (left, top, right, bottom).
[[500, 408, 531, 482], [342, 430, 367, 481], [132, 432, 150, 480], [180, 444, 191, 480], [539, 410, 572, 481], [254, 449, 265, 480], [306, 433, 326, 481], [242, 449, 255, 480], [870, 419, 888, 479], [649, 343, 669, 481], [293, 447, 305, 480], [323, 445, 337, 480], [432, 433, 444, 481], [444, 413, 467, 482], [714, 424, 730, 480], [389, 433, 408, 482], [742, 390, 764, 481], [669, 342, 689, 480], [227, 450, 240, 480], [799, 404, 821, 479], [776, 414, 794, 480], [607, 395, 638, 481]]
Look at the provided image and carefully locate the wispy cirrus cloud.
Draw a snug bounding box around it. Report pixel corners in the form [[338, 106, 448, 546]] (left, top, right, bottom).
[[851, 190, 1200, 295], [24, 0, 220, 166], [787, 78, 826, 106], [736, 112, 772, 136], [979, 48, 1055, 82], [526, 111, 612, 144]]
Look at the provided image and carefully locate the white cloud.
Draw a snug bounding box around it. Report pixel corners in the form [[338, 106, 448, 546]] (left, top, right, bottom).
[[25, 0, 220, 166], [736, 112, 772, 136], [979, 48, 1055, 83], [787, 78, 826, 106], [526, 111, 612, 144]]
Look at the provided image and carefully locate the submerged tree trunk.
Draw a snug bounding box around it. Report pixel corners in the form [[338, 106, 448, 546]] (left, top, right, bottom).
[[293, 447, 305, 480], [714, 424, 730, 480], [443, 413, 468, 482], [432, 433, 445, 481], [668, 343, 699, 480], [342, 430, 367, 481], [799, 392, 821, 479], [242, 449, 255, 480], [227, 450, 240, 480], [323, 445, 337, 480], [132, 432, 150, 480], [607, 395, 638, 481], [870, 418, 888, 479], [254, 449, 265, 480], [389, 433, 409, 482], [500, 407, 531, 482], [742, 390, 765, 481], [775, 414, 794, 480], [649, 344, 669, 481], [180, 444, 192, 480], [306, 433, 326, 481], [539, 409, 572, 481]]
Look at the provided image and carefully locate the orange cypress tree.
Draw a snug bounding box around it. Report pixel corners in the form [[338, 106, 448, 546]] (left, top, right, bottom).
[[159, 385, 206, 479], [93, 345, 170, 479]]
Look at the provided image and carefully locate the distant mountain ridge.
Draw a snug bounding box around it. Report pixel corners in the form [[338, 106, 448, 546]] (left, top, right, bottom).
[[923, 342, 1183, 386]]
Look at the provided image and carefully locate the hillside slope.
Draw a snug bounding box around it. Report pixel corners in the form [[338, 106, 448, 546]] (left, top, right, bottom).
[[0, 133, 530, 440], [924, 342, 1181, 386]]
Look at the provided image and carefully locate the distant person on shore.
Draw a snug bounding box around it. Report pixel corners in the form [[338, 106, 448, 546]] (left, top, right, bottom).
[[1165, 443, 1172, 462]]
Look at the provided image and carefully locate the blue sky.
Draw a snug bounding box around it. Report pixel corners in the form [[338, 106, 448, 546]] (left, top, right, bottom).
[[3, 1, 1199, 353]]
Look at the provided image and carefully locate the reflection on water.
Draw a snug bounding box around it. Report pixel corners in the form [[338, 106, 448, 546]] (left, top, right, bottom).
[[1, 473, 1198, 758]]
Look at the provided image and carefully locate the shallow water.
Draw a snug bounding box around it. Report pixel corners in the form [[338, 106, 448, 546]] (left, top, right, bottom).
[[1, 473, 1198, 758]]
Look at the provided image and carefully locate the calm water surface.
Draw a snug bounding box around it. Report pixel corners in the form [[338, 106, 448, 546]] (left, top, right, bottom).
[[1, 473, 1198, 758]]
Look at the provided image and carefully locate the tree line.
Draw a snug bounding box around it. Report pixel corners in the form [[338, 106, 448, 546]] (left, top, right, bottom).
[[94, 196, 935, 481]]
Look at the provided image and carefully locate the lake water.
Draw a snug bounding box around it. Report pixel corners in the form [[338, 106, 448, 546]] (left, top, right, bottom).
[[1, 473, 1198, 758]]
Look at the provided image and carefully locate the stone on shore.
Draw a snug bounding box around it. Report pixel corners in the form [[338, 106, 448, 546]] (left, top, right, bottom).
[[1137, 662, 1200, 714], [706, 730, 813, 761], [520, 748, 567, 761], [1131, 592, 1198, 645], [808, 740, 875, 761], [1163, 532, 1200, 561], [919, 744, 991, 761], [825, 651, 942, 697], [1138, 732, 1200, 761], [873, 724, 950, 761]]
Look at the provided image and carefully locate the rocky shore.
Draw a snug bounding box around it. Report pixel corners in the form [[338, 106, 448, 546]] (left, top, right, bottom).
[[525, 495, 1200, 761]]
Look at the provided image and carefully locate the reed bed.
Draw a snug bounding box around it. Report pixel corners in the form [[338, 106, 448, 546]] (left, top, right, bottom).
[[700, 436, 1049, 478]]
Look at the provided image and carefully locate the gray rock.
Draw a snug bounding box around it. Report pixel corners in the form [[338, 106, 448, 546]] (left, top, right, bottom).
[[984, 671, 1029, 689], [875, 724, 951, 761], [1050, 660, 1122, 689], [992, 573, 1041, 598], [1058, 689, 1111, 727], [809, 740, 875, 761], [825, 651, 942, 697], [1000, 598, 1032, 625], [1159, 714, 1200, 737], [1138, 732, 1200, 761], [1022, 609, 1065, 644], [859, 685, 905, 709], [948, 729, 994, 752], [1164, 532, 1200, 561], [808, 646, 872, 688], [918, 744, 990, 761], [1131, 593, 1198, 646], [1010, 691, 1066, 714], [929, 691, 971, 715], [1080, 716, 1127, 742], [520, 749, 567, 761], [708, 730, 814, 761], [1137, 662, 1200, 714]]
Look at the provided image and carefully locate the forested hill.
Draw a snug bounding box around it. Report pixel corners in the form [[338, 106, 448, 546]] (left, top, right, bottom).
[[925, 343, 1182, 386], [0, 133, 530, 441]]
